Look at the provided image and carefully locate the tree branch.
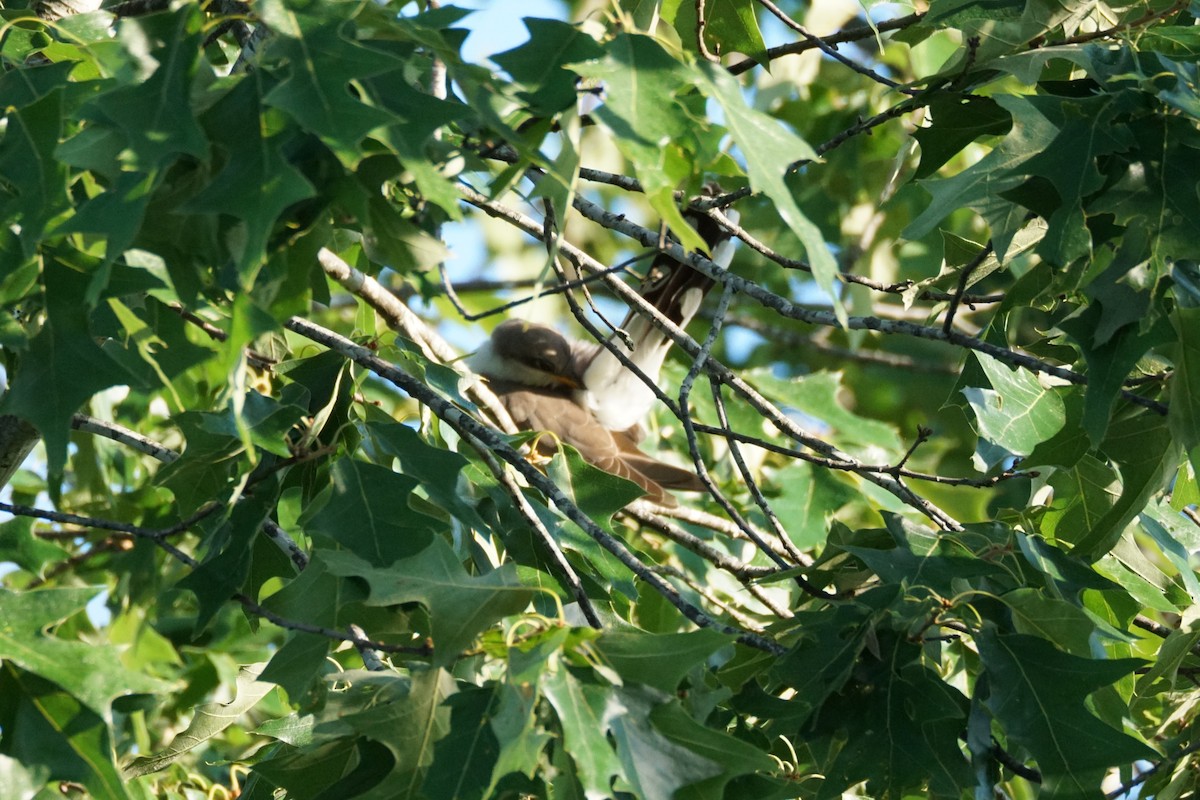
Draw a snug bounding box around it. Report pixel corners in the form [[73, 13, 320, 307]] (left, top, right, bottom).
[[727, 13, 927, 76]]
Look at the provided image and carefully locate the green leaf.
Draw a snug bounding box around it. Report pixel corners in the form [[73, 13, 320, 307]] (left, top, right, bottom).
[[1002, 588, 1095, 656], [0, 89, 69, 257], [764, 461, 857, 550], [322, 539, 535, 666], [769, 587, 900, 724], [0, 258, 134, 476], [550, 444, 647, 516], [336, 667, 455, 787], [568, 34, 709, 255], [1169, 306, 1200, 454], [1017, 94, 1132, 264], [1024, 390, 1090, 470], [263, 9, 402, 164], [493, 18, 605, 115], [367, 421, 489, 532], [0, 667, 131, 800], [303, 458, 437, 566], [749, 369, 904, 455], [155, 411, 245, 514], [484, 628, 567, 791], [650, 700, 775, 797], [842, 542, 1008, 596], [962, 352, 1066, 466], [663, 0, 769, 66], [914, 93, 1011, 178], [124, 664, 274, 779], [422, 687, 501, 800], [1040, 454, 1118, 546], [0, 516, 69, 576], [183, 78, 315, 283], [1059, 307, 1172, 445], [978, 627, 1155, 795], [80, 7, 209, 170], [260, 558, 346, 697], [593, 629, 731, 694], [57, 172, 158, 272], [905, 94, 1057, 260], [608, 688, 725, 800], [1138, 507, 1200, 604], [542, 667, 624, 796], [694, 64, 843, 320], [1016, 533, 1121, 596], [246, 738, 361, 797], [0, 588, 172, 722], [178, 489, 275, 630], [820, 656, 971, 797], [1074, 413, 1180, 561]]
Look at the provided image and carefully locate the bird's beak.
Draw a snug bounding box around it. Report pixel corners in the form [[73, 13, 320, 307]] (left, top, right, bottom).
[[546, 371, 585, 390]]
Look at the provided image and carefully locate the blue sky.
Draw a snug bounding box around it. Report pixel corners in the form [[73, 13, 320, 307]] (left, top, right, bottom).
[[454, 0, 568, 64]]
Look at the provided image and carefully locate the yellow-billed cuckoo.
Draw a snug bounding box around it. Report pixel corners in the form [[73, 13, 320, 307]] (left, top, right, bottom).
[[466, 212, 735, 505]]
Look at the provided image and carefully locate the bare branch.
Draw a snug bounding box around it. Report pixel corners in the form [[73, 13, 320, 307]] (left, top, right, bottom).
[[942, 241, 994, 334], [622, 504, 777, 581], [72, 414, 179, 464], [754, 0, 912, 93], [470, 442, 603, 628], [727, 13, 927, 75], [704, 207, 1003, 305]]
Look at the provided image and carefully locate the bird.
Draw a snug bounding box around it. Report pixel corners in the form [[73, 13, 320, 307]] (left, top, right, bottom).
[[465, 209, 736, 506]]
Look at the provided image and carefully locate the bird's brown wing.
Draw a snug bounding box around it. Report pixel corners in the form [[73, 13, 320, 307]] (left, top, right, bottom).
[[610, 430, 706, 493], [492, 381, 700, 505]]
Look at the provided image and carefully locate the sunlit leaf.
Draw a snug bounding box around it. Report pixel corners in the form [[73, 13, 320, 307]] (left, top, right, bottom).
[[322, 539, 535, 666], [0, 588, 172, 721]]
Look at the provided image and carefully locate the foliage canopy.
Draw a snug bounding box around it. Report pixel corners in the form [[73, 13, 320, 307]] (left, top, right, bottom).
[[0, 0, 1198, 797]]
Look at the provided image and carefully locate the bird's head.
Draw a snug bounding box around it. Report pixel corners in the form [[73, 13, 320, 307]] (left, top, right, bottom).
[[468, 319, 584, 390]]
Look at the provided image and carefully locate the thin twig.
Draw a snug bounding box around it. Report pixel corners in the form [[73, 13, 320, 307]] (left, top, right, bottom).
[[727, 13, 927, 75], [695, 0, 720, 62], [4, 501, 210, 569], [1046, 0, 1186, 47], [651, 563, 767, 630], [704, 207, 1003, 305], [236, 592, 431, 656], [622, 504, 779, 581], [1104, 739, 1200, 800], [709, 384, 804, 564], [3, 501, 422, 657], [69, 414, 310, 570], [691, 423, 1033, 487], [71, 414, 180, 464], [942, 241, 994, 334], [677, 286, 802, 574], [348, 623, 388, 670], [472, 442, 603, 628], [754, 0, 912, 93], [634, 500, 796, 560]]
